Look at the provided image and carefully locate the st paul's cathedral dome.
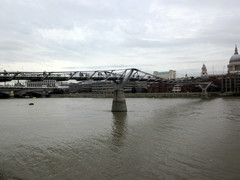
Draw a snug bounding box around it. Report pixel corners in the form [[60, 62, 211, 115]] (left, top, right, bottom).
[[228, 45, 240, 73]]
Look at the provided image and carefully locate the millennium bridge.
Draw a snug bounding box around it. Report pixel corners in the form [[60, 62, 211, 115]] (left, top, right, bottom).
[[0, 68, 212, 112], [0, 68, 164, 112]]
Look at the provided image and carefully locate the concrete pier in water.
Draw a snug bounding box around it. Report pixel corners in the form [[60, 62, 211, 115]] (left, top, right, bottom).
[[201, 89, 209, 99], [111, 69, 135, 112], [199, 82, 211, 99], [112, 90, 127, 112]]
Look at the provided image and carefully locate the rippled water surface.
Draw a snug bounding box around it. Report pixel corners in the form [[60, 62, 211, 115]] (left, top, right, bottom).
[[0, 98, 240, 180]]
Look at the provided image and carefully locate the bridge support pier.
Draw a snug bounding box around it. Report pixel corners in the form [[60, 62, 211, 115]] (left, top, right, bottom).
[[112, 90, 127, 112], [199, 82, 211, 99], [111, 69, 135, 112], [10, 90, 14, 98], [201, 89, 208, 99]]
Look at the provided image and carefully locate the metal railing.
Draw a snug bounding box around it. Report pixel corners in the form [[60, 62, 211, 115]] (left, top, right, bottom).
[[0, 68, 163, 82]]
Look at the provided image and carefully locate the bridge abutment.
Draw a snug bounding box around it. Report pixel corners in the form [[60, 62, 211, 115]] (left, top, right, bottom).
[[112, 90, 127, 112]]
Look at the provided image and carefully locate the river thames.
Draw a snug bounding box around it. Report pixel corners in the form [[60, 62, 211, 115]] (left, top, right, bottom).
[[0, 98, 240, 180]]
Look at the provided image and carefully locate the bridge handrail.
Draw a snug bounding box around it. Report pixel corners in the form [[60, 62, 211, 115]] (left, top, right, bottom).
[[0, 68, 165, 82]]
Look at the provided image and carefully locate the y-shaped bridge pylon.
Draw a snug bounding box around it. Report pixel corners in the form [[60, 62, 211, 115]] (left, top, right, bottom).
[[198, 82, 212, 99], [109, 68, 161, 111], [111, 69, 135, 112]]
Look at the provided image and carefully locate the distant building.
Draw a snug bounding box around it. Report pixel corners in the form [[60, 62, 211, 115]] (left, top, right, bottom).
[[92, 81, 114, 93], [153, 70, 176, 80], [92, 81, 147, 93], [14, 80, 24, 87], [26, 80, 58, 87], [125, 81, 147, 93], [201, 64, 208, 77], [69, 81, 147, 94], [147, 81, 173, 93], [57, 82, 69, 90], [228, 45, 240, 74], [172, 84, 181, 92], [69, 83, 92, 93], [222, 73, 240, 94], [221, 45, 240, 94]]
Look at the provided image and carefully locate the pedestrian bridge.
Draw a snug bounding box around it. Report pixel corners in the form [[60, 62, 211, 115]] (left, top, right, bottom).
[[0, 68, 213, 112], [0, 68, 164, 112], [0, 68, 162, 82]]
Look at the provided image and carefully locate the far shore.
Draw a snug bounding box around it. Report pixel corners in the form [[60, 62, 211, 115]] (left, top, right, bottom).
[[1, 92, 239, 99], [49, 92, 239, 98]]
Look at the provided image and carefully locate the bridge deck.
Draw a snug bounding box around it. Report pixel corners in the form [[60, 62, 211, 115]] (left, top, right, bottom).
[[0, 69, 162, 82]]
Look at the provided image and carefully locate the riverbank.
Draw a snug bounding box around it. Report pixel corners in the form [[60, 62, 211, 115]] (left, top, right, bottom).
[[50, 92, 228, 98], [1, 92, 239, 99]]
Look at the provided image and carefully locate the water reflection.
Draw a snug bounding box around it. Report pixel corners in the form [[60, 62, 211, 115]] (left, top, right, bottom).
[[111, 112, 127, 148]]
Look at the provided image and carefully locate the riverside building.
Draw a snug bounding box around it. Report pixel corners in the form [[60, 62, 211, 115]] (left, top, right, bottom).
[[26, 80, 58, 87], [153, 70, 176, 80], [222, 45, 240, 94]]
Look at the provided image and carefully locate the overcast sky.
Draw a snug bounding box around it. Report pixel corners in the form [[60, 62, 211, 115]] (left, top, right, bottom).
[[0, 0, 240, 77]]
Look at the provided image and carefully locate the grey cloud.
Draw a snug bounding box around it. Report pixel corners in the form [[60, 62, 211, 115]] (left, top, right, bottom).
[[0, 40, 31, 51], [0, 0, 240, 76]]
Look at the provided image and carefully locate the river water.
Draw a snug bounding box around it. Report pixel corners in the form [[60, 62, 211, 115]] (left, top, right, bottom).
[[0, 98, 240, 180]]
